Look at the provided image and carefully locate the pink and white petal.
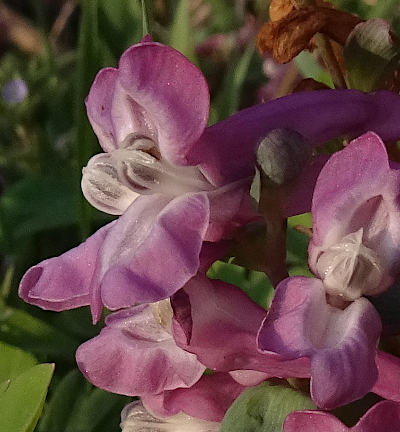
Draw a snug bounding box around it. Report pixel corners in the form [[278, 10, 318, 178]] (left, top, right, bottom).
[[142, 373, 246, 423], [76, 305, 205, 396], [258, 277, 381, 409], [229, 370, 270, 386], [85, 68, 119, 152], [121, 401, 220, 432], [118, 42, 209, 165], [352, 401, 400, 432], [19, 222, 114, 312], [309, 132, 398, 274], [173, 276, 310, 377], [283, 410, 347, 432], [99, 193, 209, 310], [189, 90, 400, 186], [373, 351, 400, 402]]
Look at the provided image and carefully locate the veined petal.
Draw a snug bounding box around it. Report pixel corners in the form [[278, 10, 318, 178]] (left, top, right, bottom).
[[189, 90, 400, 186], [258, 277, 382, 409], [142, 373, 246, 423], [172, 276, 310, 377], [309, 132, 400, 294], [76, 304, 205, 396], [85, 67, 119, 152], [18, 222, 114, 311], [121, 401, 220, 432], [98, 193, 210, 311], [118, 42, 210, 165]]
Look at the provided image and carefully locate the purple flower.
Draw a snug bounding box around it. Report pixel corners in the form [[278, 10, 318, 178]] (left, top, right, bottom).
[[309, 132, 400, 300], [283, 401, 400, 431], [19, 37, 400, 323], [257, 276, 381, 409], [2, 79, 28, 104]]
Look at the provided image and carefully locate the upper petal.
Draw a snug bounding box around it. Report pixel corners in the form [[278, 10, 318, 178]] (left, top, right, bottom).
[[85, 67, 119, 152], [76, 304, 205, 396], [118, 42, 210, 165], [188, 90, 400, 186], [98, 193, 210, 311], [258, 277, 382, 409], [18, 222, 114, 312]]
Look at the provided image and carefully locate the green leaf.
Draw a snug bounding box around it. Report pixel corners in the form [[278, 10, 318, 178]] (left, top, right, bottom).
[[220, 382, 316, 432], [0, 303, 79, 361], [208, 261, 273, 308], [287, 213, 313, 277], [169, 0, 197, 64], [0, 363, 54, 432], [344, 19, 400, 92], [0, 342, 37, 384], [295, 51, 333, 88]]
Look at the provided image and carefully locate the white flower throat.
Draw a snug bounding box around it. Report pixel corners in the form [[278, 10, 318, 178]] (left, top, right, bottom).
[[81, 137, 211, 215], [316, 228, 384, 301]]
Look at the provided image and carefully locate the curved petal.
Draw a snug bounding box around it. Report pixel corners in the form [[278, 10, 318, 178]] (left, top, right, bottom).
[[189, 90, 400, 186], [118, 42, 210, 165], [172, 276, 310, 377], [85, 68, 119, 152], [98, 193, 210, 311], [76, 305, 205, 396], [373, 351, 400, 402], [309, 132, 400, 293], [142, 373, 246, 422], [283, 410, 347, 432], [18, 222, 114, 312], [258, 277, 382, 409], [352, 401, 400, 432]]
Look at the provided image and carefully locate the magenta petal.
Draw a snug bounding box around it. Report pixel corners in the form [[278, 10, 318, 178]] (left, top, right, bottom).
[[99, 193, 209, 310], [142, 373, 246, 422], [352, 401, 400, 432], [258, 277, 382, 409], [190, 90, 400, 186], [373, 351, 400, 402], [76, 305, 205, 396], [118, 42, 209, 165], [173, 276, 310, 377], [85, 68, 119, 152], [283, 410, 347, 432], [18, 222, 114, 312]]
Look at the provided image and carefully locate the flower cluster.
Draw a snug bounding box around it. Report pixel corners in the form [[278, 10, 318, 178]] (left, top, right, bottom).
[[19, 37, 400, 430]]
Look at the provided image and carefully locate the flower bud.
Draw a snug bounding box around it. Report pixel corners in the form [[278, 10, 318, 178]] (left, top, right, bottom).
[[256, 128, 311, 185]]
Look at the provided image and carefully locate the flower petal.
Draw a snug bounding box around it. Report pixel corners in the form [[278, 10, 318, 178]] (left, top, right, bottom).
[[85, 67, 119, 152], [18, 222, 114, 311], [98, 193, 210, 311], [118, 42, 210, 165], [283, 410, 347, 432], [258, 277, 382, 408], [352, 401, 400, 432], [173, 276, 310, 377], [120, 401, 220, 432], [189, 90, 400, 186], [373, 351, 400, 402], [76, 304, 205, 396], [309, 132, 400, 293], [142, 373, 246, 423]]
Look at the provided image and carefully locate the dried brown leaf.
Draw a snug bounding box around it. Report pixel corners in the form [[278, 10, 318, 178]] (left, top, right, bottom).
[[257, 6, 362, 63], [269, 0, 295, 22]]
